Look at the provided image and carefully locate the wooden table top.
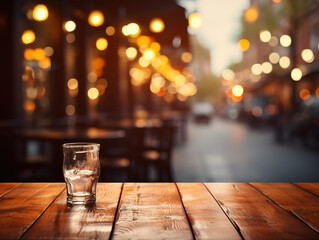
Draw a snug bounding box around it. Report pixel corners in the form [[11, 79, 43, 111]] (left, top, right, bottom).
[[0, 183, 318, 239]]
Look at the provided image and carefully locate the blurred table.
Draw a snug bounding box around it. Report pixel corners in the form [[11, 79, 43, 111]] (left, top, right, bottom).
[[14, 127, 125, 141], [1, 127, 125, 181], [0, 182, 318, 239]]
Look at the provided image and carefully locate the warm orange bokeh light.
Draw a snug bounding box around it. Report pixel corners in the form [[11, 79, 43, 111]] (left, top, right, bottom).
[[88, 88, 99, 100], [299, 89, 310, 101], [34, 48, 46, 61], [272, 0, 281, 3], [188, 12, 202, 29], [21, 30, 36, 44], [65, 105, 75, 116], [33, 4, 49, 21], [88, 10, 104, 27], [122, 23, 140, 37], [106, 26, 115, 36], [316, 88, 319, 98], [144, 49, 155, 60], [92, 57, 106, 69], [64, 21, 76, 32], [67, 78, 78, 90], [150, 42, 161, 52], [38, 57, 51, 69], [181, 52, 192, 63], [136, 35, 151, 48], [24, 100, 36, 112], [150, 18, 165, 33], [238, 39, 250, 51], [232, 84, 244, 97], [24, 49, 34, 60], [96, 38, 108, 51], [244, 6, 258, 22], [126, 47, 137, 60]]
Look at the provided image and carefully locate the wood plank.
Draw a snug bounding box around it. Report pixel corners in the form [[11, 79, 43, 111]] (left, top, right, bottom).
[[294, 183, 319, 198], [22, 183, 122, 240], [112, 183, 193, 240], [251, 183, 319, 234], [0, 183, 65, 240], [177, 183, 241, 240], [0, 183, 20, 197], [205, 183, 319, 240]]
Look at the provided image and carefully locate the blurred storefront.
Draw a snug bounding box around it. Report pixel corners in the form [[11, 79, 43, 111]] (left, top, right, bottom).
[[0, 0, 199, 127], [220, 0, 319, 128]]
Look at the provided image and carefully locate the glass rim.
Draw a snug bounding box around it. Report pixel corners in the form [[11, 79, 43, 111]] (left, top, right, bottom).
[[63, 142, 100, 148]]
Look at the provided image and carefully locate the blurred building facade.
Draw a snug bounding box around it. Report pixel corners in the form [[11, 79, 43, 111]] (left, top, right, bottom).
[[221, 0, 319, 130], [0, 0, 199, 127]]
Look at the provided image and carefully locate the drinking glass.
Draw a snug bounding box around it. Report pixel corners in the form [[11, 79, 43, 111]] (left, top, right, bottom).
[[63, 143, 100, 204]]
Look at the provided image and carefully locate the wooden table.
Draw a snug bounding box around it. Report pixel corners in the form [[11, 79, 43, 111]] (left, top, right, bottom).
[[1, 183, 319, 239]]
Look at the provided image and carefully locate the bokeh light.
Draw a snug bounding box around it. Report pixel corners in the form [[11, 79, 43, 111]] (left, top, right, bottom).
[[150, 42, 161, 52], [232, 85, 244, 97], [261, 62, 273, 74], [280, 35, 291, 47], [269, 52, 280, 64], [88, 10, 104, 27], [122, 23, 140, 36], [291, 68, 302, 81], [106, 26, 115, 36], [67, 78, 78, 90], [259, 30, 271, 42], [299, 89, 310, 101], [279, 56, 290, 69], [238, 39, 250, 51], [96, 38, 108, 51], [150, 18, 165, 33], [301, 49, 314, 63], [251, 63, 262, 75], [144, 49, 155, 60], [244, 6, 258, 22], [222, 69, 235, 80], [24, 49, 34, 60], [88, 88, 99, 99], [139, 57, 150, 67], [126, 47, 137, 60], [33, 4, 49, 21], [181, 52, 192, 63], [66, 33, 75, 43], [64, 21, 76, 32], [188, 12, 202, 29], [21, 30, 35, 44], [34, 48, 46, 61], [65, 105, 75, 116], [44, 46, 54, 57], [268, 36, 278, 47]]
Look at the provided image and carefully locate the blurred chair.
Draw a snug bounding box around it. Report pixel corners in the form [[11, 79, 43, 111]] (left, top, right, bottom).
[[99, 133, 131, 182], [15, 139, 55, 182], [141, 125, 176, 182], [99, 128, 144, 182]]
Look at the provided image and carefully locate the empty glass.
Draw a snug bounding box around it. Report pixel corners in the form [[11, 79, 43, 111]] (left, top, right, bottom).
[[63, 143, 100, 204]]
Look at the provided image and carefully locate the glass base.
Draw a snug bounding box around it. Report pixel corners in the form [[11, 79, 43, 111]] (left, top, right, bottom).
[[67, 193, 96, 205]]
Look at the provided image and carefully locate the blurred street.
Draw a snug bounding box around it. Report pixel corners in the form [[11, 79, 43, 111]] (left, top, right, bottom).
[[174, 118, 319, 182]]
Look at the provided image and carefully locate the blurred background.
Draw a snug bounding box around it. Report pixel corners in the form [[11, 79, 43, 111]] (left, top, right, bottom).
[[0, 0, 318, 182]]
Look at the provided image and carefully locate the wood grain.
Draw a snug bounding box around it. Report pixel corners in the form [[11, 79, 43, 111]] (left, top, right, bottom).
[[0, 183, 65, 240], [251, 183, 319, 234], [0, 183, 20, 197], [294, 183, 319, 197], [112, 183, 193, 240], [22, 183, 123, 240], [205, 183, 319, 240], [177, 183, 241, 240]]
